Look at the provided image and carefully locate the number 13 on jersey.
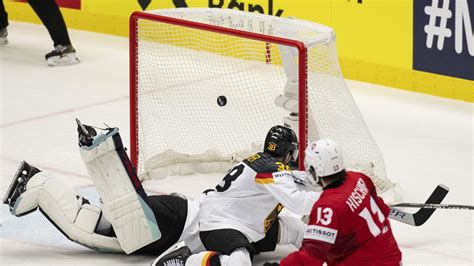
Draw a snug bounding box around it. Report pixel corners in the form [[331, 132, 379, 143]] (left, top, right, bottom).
[[315, 195, 386, 238]]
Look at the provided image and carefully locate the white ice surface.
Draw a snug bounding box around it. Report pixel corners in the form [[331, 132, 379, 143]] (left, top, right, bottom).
[[0, 22, 473, 265]]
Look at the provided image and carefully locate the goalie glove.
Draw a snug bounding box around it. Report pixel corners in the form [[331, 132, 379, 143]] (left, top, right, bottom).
[[291, 170, 322, 191]]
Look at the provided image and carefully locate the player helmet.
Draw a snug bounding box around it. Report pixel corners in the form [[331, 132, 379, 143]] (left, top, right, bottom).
[[304, 138, 344, 180], [264, 125, 298, 161]]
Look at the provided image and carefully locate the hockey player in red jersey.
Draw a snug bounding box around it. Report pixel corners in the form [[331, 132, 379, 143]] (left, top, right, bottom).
[[281, 138, 402, 266]]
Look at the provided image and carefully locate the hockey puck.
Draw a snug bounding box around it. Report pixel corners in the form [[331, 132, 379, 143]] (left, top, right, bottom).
[[217, 95, 227, 106]]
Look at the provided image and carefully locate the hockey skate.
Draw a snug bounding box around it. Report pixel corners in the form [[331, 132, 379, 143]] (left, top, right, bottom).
[[3, 161, 41, 211], [0, 27, 7, 45], [45, 44, 79, 66], [76, 118, 116, 148], [152, 246, 192, 266], [76, 118, 97, 147]]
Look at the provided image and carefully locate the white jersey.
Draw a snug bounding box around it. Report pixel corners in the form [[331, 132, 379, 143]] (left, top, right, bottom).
[[177, 198, 205, 253], [198, 152, 320, 242]]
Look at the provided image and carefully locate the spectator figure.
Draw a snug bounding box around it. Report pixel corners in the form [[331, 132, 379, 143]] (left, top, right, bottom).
[[0, 0, 79, 66]]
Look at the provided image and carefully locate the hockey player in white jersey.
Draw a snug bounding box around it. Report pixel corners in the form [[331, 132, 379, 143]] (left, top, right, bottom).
[[154, 125, 321, 266], [3, 120, 310, 259]]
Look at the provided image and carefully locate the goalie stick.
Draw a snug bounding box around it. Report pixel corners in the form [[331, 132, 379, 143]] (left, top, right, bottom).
[[388, 184, 449, 226], [391, 203, 474, 210]]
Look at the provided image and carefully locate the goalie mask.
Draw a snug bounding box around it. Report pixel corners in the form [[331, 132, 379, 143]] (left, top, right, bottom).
[[264, 125, 298, 162], [304, 138, 344, 183]]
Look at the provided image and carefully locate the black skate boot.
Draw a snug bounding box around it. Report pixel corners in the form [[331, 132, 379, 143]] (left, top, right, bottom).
[[76, 119, 119, 149], [3, 161, 41, 211], [0, 27, 8, 45], [152, 246, 192, 266], [76, 118, 97, 147], [45, 44, 79, 66]]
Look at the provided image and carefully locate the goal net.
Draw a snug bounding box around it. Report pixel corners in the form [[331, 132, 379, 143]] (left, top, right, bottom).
[[130, 8, 401, 199]]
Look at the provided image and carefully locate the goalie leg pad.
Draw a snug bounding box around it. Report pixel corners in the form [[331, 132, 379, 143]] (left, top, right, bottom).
[[278, 44, 298, 84], [80, 129, 160, 254], [274, 94, 298, 113], [12, 173, 122, 252], [274, 80, 299, 113], [275, 41, 300, 113]]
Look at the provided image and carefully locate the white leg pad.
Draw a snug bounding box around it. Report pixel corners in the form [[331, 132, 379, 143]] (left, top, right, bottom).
[[12, 173, 122, 252], [80, 129, 160, 254], [274, 95, 299, 113], [274, 80, 299, 113], [275, 41, 301, 113], [278, 44, 299, 84], [282, 80, 299, 100]]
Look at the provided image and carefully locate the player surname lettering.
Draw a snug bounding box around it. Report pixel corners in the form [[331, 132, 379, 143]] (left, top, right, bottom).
[[346, 178, 370, 212]]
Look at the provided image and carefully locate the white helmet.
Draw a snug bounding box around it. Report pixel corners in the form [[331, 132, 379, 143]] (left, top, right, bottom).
[[304, 138, 344, 180]]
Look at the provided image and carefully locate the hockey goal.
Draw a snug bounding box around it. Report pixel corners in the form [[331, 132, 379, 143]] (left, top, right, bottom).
[[129, 8, 401, 200]]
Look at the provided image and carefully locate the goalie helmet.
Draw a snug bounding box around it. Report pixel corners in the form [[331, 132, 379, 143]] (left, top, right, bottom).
[[304, 138, 344, 180], [264, 125, 298, 161]]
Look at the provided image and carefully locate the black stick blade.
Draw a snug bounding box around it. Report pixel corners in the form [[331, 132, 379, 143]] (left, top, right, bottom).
[[389, 184, 449, 226]]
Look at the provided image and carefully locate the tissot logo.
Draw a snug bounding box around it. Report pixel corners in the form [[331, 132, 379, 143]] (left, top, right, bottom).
[[138, 0, 284, 17]]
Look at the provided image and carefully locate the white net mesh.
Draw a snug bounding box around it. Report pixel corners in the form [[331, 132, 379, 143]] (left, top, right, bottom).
[[132, 8, 397, 195]]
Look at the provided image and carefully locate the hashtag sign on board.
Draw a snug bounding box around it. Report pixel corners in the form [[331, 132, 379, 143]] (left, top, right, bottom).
[[424, 0, 453, 50], [414, 0, 473, 80]]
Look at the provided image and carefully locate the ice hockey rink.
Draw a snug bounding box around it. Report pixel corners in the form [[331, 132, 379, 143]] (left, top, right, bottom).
[[0, 22, 473, 265]]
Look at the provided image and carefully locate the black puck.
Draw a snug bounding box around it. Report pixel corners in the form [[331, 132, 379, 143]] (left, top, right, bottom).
[[217, 95, 227, 106]]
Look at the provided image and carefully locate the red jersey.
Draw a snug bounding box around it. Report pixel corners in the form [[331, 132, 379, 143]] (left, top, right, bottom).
[[281, 171, 401, 266]]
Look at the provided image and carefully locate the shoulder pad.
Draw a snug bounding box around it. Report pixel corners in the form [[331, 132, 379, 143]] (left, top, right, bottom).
[[243, 152, 291, 173]]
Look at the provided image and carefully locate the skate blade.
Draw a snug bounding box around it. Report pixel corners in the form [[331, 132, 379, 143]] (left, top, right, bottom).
[[3, 161, 28, 204], [76, 118, 90, 136], [47, 53, 80, 66]]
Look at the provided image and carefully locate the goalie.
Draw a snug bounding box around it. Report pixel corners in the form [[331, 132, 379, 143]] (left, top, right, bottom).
[[3, 120, 312, 257]]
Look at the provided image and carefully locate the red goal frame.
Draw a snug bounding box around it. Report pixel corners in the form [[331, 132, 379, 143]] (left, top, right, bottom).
[[129, 11, 308, 171]]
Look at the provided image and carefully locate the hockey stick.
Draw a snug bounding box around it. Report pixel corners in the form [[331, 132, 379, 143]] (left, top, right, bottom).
[[390, 203, 473, 210], [388, 184, 449, 226]]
